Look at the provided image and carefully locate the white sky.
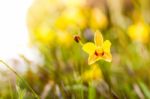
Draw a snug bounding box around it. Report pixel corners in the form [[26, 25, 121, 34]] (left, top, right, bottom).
[[0, 0, 33, 59], [0, 0, 44, 71]]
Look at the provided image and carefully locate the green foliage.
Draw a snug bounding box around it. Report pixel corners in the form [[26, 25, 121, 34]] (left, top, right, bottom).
[[0, 0, 150, 99]]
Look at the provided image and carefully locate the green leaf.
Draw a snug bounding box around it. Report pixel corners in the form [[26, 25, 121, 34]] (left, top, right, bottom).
[[139, 81, 150, 98]]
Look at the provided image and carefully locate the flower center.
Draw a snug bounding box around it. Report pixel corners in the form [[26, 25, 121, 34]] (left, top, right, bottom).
[[94, 50, 104, 56]]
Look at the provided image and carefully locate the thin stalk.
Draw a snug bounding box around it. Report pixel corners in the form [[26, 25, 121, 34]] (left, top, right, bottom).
[[9, 80, 14, 99], [0, 60, 40, 99]]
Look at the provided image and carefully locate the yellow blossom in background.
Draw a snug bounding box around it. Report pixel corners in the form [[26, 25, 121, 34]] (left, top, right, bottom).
[[82, 31, 112, 65], [90, 8, 108, 30], [127, 22, 150, 44], [35, 23, 56, 45], [82, 64, 103, 82], [55, 7, 87, 30], [27, 0, 61, 31], [62, 0, 86, 7], [27, 0, 60, 45], [54, 16, 68, 30], [57, 30, 73, 47]]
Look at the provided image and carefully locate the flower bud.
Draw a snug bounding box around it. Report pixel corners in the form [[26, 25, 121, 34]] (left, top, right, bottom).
[[74, 35, 81, 43]]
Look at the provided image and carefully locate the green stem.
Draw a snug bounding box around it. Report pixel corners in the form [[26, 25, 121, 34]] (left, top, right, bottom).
[[9, 80, 13, 99], [0, 60, 40, 99], [79, 41, 84, 46], [88, 82, 96, 99]]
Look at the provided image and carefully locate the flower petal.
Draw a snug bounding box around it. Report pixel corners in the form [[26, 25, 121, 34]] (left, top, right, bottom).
[[82, 42, 96, 54], [88, 54, 101, 65], [94, 31, 103, 47], [102, 52, 112, 62], [103, 40, 111, 53], [82, 64, 103, 81]]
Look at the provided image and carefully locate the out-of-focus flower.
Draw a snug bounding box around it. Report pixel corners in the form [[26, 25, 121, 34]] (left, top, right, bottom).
[[82, 31, 112, 65], [33, 22, 56, 45], [27, 0, 61, 31], [57, 30, 73, 47], [55, 7, 87, 30], [82, 64, 102, 82], [127, 22, 149, 44], [62, 0, 86, 7], [90, 8, 108, 30], [27, 0, 60, 45]]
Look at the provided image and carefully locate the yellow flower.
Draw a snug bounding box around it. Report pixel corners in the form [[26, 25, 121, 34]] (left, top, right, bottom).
[[27, 0, 59, 45], [82, 64, 103, 82], [57, 30, 73, 47], [127, 22, 149, 44], [55, 7, 86, 30], [33, 22, 56, 45], [62, 0, 86, 7], [82, 31, 112, 65], [90, 8, 108, 30]]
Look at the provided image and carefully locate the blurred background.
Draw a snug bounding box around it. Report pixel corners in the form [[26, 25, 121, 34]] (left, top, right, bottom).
[[0, 0, 150, 99]]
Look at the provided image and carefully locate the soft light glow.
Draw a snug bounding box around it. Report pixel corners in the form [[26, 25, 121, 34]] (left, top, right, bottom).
[[0, 0, 44, 71], [0, 0, 33, 59]]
